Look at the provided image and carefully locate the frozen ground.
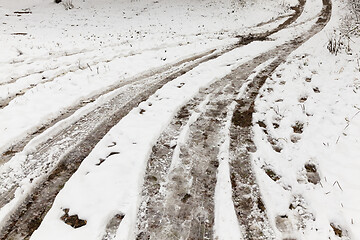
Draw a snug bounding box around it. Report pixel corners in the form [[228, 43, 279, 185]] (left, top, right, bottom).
[[252, 3, 360, 239], [0, 0, 359, 239]]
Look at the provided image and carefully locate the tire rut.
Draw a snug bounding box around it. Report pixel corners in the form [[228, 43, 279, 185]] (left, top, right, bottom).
[[136, 52, 278, 240], [229, 0, 331, 239], [136, 0, 331, 239], [0, 48, 227, 240], [0, 48, 216, 165], [0, 31, 263, 239], [0, 41, 196, 110], [0, 0, 321, 238], [136, 81, 237, 240], [0, 0, 305, 163]]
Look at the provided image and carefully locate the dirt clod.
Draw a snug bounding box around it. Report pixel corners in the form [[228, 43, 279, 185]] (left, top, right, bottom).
[[292, 121, 304, 134], [264, 168, 280, 181], [257, 121, 266, 128], [60, 208, 87, 229]]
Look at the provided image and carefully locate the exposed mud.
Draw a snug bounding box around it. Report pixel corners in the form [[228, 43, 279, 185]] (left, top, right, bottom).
[[137, 0, 332, 239], [0, 12, 293, 235], [0, 47, 234, 239], [0, 0, 332, 238], [0, 48, 216, 165], [136, 82, 237, 239], [229, 0, 331, 239]]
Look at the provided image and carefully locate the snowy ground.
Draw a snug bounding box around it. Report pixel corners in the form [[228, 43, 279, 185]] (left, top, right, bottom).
[[252, 3, 360, 239], [0, 0, 359, 239]]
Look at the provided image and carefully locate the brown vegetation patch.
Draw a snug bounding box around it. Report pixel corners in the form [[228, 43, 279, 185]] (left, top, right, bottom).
[[330, 223, 343, 237]]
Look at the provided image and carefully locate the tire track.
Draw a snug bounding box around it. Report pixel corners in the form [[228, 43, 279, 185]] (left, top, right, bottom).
[[0, 41, 195, 110], [136, 0, 332, 239], [0, 0, 311, 238], [0, 48, 216, 165], [229, 0, 332, 239], [136, 52, 278, 240], [0, 49, 221, 240], [0, 0, 306, 163], [0, 47, 220, 212], [0, 0, 306, 111], [0, 34, 260, 239], [0, 37, 180, 87]]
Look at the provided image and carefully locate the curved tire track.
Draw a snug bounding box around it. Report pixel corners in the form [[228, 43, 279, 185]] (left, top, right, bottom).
[[136, 0, 331, 239], [0, 0, 328, 238], [0, 47, 217, 165], [229, 1, 331, 239]]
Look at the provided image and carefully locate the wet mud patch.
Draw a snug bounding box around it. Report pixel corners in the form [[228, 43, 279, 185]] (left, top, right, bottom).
[[60, 208, 87, 228], [232, 105, 254, 127]]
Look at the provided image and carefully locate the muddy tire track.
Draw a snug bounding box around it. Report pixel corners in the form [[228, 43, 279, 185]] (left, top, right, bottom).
[[0, 0, 321, 238], [229, 0, 332, 239], [0, 47, 233, 240], [0, 29, 272, 238], [136, 0, 331, 239], [0, 48, 217, 165], [136, 80, 238, 240], [0, 0, 306, 163], [136, 53, 278, 240], [0, 41, 198, 110]]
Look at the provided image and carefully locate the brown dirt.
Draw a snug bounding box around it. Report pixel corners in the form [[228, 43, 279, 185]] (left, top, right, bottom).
[[0, 0, 333, 238]]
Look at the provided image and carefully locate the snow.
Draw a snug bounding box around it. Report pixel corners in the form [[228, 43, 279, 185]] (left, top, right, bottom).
[[29, 39, 284, 240], [1, 0, 359, 239], [214, 101, 242, 240], [252, 0, 360, 239]]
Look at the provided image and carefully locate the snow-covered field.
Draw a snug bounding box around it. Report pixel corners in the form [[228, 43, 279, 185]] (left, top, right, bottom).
[[0, 0, 359, 239], [253, 13, 360, 240]]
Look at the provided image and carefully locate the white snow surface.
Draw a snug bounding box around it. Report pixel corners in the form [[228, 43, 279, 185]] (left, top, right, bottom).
[[0, 0, 359, 239], [252, 0, 360, 239]]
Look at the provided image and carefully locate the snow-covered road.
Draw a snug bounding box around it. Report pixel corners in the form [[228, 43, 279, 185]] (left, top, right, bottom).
[[1, 0, 359, 239]]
